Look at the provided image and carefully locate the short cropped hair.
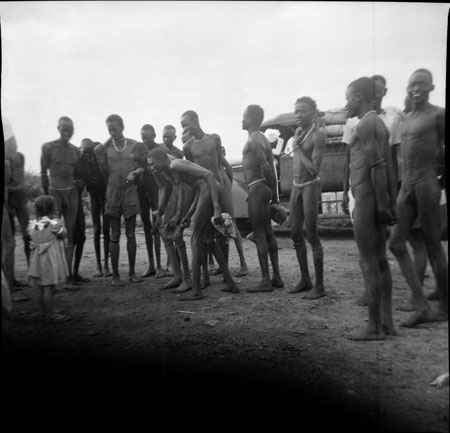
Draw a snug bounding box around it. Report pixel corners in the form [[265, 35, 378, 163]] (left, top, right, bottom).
[[58, 116, 73, 125], [163, 124, 176, 133], [347, 77, 375, 102], [371, 75, 387, 86], [148, 147, 169, 161], [141, 124, 156, 133], [295, 96, 317, 113], [181, 110, 199, 122], [246, 105, 264, 126], [34, 195, 56, 218], [106, 114, 124, 128], [81, 138, 93, 144], [412, 68, 433, 83]]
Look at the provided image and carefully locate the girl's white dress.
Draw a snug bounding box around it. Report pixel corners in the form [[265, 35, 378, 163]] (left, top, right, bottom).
[[27, 217, 69, 286]]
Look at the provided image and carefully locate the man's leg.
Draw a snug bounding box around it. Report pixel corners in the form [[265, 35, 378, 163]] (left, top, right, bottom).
[[138, 189, 157, 278], [174, 231, 193, 293], [397, 229, 427, 311], [102, 206, 111, 276], [389, 188, 435, 327], [124, 215, 142, 283], [61, 190, 80, 290], [90, 193, 104, 277], [349, 191, 385, 340], [416, 181, 448, 321], [13, 192, 31, 265], [377, 224, 397, 336], [73, 193, 89, 283], [288, 187, 312, 293], [247, 184, 273, 293], [149, 183, 166, 278], [303, 183, 325, 299], [109, 216, 124, 286]]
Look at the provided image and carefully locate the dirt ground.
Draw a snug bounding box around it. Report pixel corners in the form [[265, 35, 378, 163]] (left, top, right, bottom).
[[3, 222, 449, 432]]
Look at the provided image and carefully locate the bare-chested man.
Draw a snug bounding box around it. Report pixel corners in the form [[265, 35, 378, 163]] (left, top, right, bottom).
[[41, 116, 85, 290], [150, 153, 194, 293], [147, 148, 239, 300], [134, 124, 166, 278], [181, 110, 248, 278], [287, 97, 326, 299], [345, 77, 398, 340], [388, 69, 448, 327], [162, 125, 185, 159], [103, 114, 142, 286], [241, 105, 283, 292]]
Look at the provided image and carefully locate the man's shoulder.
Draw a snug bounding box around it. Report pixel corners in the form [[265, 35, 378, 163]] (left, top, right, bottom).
[[42, 139, 59, 150]]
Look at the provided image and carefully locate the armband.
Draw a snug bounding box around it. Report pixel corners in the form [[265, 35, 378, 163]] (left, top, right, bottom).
[[40, 173, 48, 177], [369, 159, 385, 169]]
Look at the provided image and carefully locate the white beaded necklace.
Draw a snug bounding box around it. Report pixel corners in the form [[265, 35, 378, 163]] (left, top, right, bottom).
[[352, 110, 376, 130], [112, 137, 128, 153]]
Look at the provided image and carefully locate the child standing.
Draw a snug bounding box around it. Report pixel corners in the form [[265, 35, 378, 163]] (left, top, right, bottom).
[[28, 195, 70, 323]]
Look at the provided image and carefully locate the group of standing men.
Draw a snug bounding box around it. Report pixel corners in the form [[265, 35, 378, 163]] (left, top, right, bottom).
[[4, 67, 447, 340]]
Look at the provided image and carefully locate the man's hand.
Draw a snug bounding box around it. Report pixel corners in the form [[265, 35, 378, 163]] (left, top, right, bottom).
[[152, 211, 162, 229], [41, 173, 49, 194], [213, 206, 224, 226], [126, 171, 136, 182], [181, 215, 191, 229], [167, 216, 180, 231], [342, 191, 349, 215]]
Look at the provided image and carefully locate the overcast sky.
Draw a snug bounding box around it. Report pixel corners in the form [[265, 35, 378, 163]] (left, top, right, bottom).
[[1, 1, 448, 171]]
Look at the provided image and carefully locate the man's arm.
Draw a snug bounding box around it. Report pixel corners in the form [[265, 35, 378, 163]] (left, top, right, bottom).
[[342, 147, 351, 214], [221, 155, 234, 185], [40, 143, 51, 194]]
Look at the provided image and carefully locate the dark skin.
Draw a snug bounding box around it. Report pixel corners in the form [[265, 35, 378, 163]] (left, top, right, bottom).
[[345, 83, 397, 341], [40, 119, 85, 290], [388, 70, 447, 327], [241, 107, 283, 293], [104, 119, 142, 286], [181, 114, 247, 278], [288, 101, 326, 299], [148, 154, 239, 300], [77, 141, 111, 277]]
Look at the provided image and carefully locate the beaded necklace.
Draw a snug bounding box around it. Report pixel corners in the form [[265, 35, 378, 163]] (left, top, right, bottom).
[[112, 137, 128, 153]]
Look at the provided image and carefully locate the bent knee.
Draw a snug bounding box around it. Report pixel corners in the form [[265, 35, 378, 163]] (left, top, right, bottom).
[[389, 240, 407, 257]]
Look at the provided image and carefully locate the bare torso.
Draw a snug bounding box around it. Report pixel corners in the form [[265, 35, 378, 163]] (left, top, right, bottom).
[[293, 127, 325, 184], [401, 104, 445, 185], [242, 131, 274, 185], [42, 140, 80, 189], [104, 138, 137, 188], [187, 134, 224, 184]]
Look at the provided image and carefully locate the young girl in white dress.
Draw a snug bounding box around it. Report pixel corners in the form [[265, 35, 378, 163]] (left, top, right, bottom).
[[28, 195, 70, 323]]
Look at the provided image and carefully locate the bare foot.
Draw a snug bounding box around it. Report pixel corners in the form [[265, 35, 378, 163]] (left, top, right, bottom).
[[382, 323, 398, 336], [246, 282, 273, 293], [111, 276, 125, 286], [271, 277, 284, 288], [93, 270, 104, 277], [180, 291, 204, 301], [209, 267, 223, 276], [141, 267, 156, 278], [302, 285, 326, 300], [129, 274, 143, 283], [63, 277, 81, 291], [11, 291, 31, 302], [103, 268, 113, 278], [434, 307, 448, 322], [221, 284, 240, 294], [426, 289, 440, 301], [201, 275, 210, 289], [155, 268, 169, 279], [400, 308, 436, 327], [73, 274, 91, 283], [287, 280, 312, 294], [162, 278, 182, 290], [235, 267, 248, 277], [175, 279, 193, 294], [347, 325, 386, 341], [44, 313, 71, 323]]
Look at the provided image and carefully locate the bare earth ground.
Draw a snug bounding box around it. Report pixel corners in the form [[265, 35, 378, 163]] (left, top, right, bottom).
[[3, 222, 448, 433]]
